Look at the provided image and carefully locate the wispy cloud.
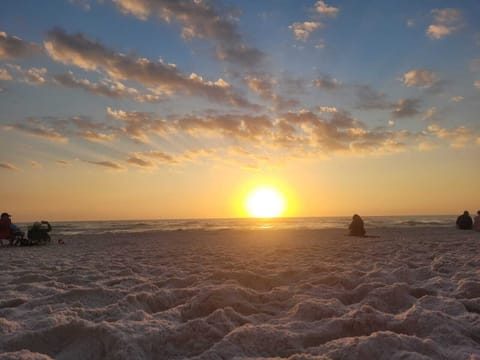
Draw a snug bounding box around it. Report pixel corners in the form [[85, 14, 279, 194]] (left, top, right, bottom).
[[56, 160, 72, 167], [6, 118, 68, 143], [0, 68, 12, 81], [390, 98, 421, 118], [126, 156, 156, 169], [85, 160, 125, 170], [69, 0, 91, 11], [426, 8, 463, 40], [312, 75, 341, 90], [355, 85, 391, 110], [356, 85, 422, 118], [7, 64, 48, 84], [289, 22, 323, 41], [0, 162, 19, 171], [30, 160, 42, 168], [0, 31, 42, 59], [244, 75, 299, 110], [290, 1, 339, 44], [313, 1, 339, 17], [110, 0, 264, 68], [44, 28, 259, 109], [401, 69, 439, 89], [428, 124, 474, 148]]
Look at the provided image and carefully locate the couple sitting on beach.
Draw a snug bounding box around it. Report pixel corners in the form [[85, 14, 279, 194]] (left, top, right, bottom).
[[0, 212, 52, 246], [456, 210, 480, 231]]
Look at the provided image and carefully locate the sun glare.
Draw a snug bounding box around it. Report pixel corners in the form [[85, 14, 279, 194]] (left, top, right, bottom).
[[245, 187, 286, 218]]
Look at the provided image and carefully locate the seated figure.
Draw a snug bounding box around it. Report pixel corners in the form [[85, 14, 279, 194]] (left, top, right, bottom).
[[474, 211, 480, 232], [456, 211, 473, 230], [349, 214, 366, 237], [27, 221, 52, 245], [0, 213, 13, 246]]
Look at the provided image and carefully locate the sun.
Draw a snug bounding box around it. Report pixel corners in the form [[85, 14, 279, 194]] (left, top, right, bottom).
[[245, 187, 286, 218]]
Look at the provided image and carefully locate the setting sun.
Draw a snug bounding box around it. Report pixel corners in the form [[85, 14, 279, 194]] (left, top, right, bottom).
[[245, 187, 286, 218]]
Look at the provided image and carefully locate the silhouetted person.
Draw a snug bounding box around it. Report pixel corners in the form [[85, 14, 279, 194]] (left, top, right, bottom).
[[474, 211, 480, 232], [0, 212, 13, 246], [27, 221, 52, 245], [456, 211, 473, 230], [349, 214, 366, 237]]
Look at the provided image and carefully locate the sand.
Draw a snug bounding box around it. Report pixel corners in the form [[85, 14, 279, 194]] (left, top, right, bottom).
[[0, 227, 479, 359]]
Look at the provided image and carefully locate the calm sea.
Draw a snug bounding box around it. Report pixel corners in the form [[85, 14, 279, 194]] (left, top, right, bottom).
[[17, 215, 456, 237]]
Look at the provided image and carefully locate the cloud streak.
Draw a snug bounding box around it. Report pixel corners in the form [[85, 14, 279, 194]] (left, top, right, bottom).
[[0, 162, 19, 171], [0, 31, 42, 59], [85, 160, 125, 170], [426, 8, 463, 40], [110, 0, 264, 68], [44, 28, 259, 109]]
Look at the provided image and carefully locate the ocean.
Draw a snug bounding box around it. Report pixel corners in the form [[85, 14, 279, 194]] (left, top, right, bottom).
[[17, 215, 457, 237]]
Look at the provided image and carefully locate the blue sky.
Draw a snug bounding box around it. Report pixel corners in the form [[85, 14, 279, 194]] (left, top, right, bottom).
[[1, 0, 479, 220]]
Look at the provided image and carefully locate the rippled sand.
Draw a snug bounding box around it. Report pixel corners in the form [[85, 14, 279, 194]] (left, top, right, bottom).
[[0, 228, 479, 359]]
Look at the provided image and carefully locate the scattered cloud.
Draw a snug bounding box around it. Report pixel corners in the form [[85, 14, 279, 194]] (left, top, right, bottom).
[[85, 160, 125, 170], [401, 69, 439, 89], [450, 96, 464, 103], [126, 156, 156, 169], [355, 85, 391, 110], [136, 150, 178, 164], [53, 71, 162, 102], [6, 118, 68, 143], [44, 28, 259, 109], [56, 160, 71, 166], [0, 162, 19, 171], [289, 22, 323, 41], [0, 68, 12, 81], [428, 124, 474, 148], [426, 8, 463, 40], [69, 0, 91, 11], [431, 8, 462, 24], [107, 107, 170, 143], [110, 0, 264, 68], [23, 67, 47, 85], [0, 31, 42, 59], [391, 98, 421, 118], [290, 1, 338, 44], [30, 160, 42, 168], [317, 106, 337, 113], [312, 75, 341, 89], [422, 107, 438, 121], [313, 1, 339, 17], [76, 130, 117, 142], [474, 81, 480, 89], [6, 64, 48, 84], [244, 75, 299, 110], [356, 85, 422, 118]]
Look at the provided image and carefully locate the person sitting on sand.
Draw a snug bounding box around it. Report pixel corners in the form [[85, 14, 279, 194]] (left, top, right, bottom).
[[0, 212, 24, 246], [27, 221, 52, 245], [0, 212, 12, 246], [349, 214, 366, 237], [456, 211, 473, 230], [474, 211, 480, 232]]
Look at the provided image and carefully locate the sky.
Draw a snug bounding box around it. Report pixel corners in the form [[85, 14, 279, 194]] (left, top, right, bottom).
[[1, 0, 479, 221]]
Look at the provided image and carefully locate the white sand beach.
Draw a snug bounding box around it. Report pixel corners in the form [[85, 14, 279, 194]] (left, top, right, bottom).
[[0, 227, 479, 359]]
